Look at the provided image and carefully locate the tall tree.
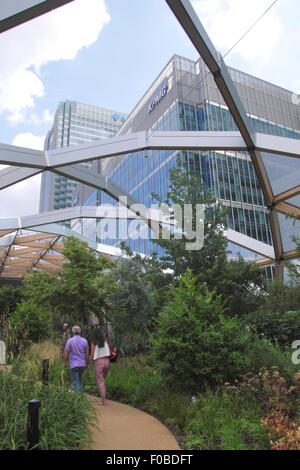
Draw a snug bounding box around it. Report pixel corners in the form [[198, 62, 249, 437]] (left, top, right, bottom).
[[151, 160, 267, 315], [106, 253, 155, 355], [22, 236, 115, 328], [152, 160, 229, 291], [59, 236, 114, 324]]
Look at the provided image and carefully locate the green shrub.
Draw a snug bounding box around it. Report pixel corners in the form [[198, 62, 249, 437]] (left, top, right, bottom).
[[0, 369, 95, 450], [104, 356, 164, 407], [244, 336, 298, 383], [9, 301, 51, 349], [0, 285, 23, 317], [151, 272, 251, 392], [185, 389, 270, 450], [244, 309, 300, 351], [91, 355, 278, 450]]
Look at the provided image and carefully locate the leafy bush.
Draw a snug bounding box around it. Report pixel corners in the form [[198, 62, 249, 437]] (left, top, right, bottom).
[[225, 367, 300, 450], [244, 336, 298, 382], [185, 389, 269, 450], [151, 272, 251, 391], [9, 301, 51, 350], [107, 257, 156, 356], [0, 367, 95, 450], [104, 356, 164, 407], [99, 357, 270, 450], [0, 285, 23, 317], [264, 279, 300, 315], [244, 309, 300, 351]]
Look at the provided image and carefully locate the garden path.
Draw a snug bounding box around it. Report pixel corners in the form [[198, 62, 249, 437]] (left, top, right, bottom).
[[0, 365, 179, 450], [83, 396, 181, 450]]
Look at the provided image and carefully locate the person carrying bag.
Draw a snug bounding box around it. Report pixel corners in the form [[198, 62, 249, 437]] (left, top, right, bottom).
[[88, 327, 117, 405]]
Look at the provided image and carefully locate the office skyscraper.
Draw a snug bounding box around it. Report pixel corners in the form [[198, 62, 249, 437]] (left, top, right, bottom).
[[73, 54, 300, 266], [39, 100, 127, 213]]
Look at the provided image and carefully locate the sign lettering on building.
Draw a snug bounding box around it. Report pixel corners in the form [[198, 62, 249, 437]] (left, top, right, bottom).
[[148, 78, 169, 113]]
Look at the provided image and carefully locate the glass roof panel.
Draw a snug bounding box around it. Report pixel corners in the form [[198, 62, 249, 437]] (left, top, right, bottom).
[[278, 212, 300, 252], [286, 195, 300, 209], [261, 152, 300, 196], [226, 241, 265, 261]]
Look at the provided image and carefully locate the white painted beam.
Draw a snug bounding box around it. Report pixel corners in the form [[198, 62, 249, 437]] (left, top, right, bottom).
[[0, 144, 46, 168], [225, 228, 275, 260], [0, 0, 74, 33]]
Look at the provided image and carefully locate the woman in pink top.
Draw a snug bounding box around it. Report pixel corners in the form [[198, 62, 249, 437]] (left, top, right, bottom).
[[88, 327, 110, 405]]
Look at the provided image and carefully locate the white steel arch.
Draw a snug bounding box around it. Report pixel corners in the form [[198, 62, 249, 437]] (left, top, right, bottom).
[[0, 0, 299, 279]]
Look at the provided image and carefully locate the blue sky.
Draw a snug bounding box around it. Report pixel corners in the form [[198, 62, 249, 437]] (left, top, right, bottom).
[[0, 0, 300, 217]]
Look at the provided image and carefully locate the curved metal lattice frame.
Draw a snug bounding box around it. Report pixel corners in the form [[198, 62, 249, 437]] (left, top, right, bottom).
[[0, 0, 299, 279]]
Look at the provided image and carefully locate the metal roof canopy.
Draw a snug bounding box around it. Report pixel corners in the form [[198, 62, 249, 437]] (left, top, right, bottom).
[[0, 0, 299, 279], [0, 207, 277, 278], [0, 0, 75, 33]]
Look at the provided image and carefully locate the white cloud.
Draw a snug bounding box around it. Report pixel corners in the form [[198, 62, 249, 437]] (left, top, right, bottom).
[[12, 133, 45, 150], [0, 0, 110, 122], [192, 0, 282, 61], [9, 108, 53, 126], [0, 133, 45, 217]]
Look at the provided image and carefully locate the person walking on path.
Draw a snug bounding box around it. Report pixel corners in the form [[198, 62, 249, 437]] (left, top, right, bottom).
[[88, 327, 110, 405], [63, 325, 89, 393]]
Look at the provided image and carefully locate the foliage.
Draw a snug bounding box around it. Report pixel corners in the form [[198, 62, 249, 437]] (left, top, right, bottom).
[[240, 274, 300, 350], [151, 160, 229, 290], [105, 356, 164, 407], [263, 413, 300, 450], [151, 271, 251, 391], [95, 355, 273, 450], [243, 335, 298, 380], [0, 285, 23, 318], [264, 279, 300, 315], [106, 255, 156, 355], [225, 367, 300, 450], [119, 243, 174, 315], [0, 372, 94, 450], [8, 301, 51, 353], [217, 256, 267, 317], [20, 236, 115, 332], [244, 310, 300, 351], [185, 389, 269, 450], [151, 161, 268, 316], [224, 367, 298, 414], [59, 236, 114, 324], [0, 342, 96, 450]]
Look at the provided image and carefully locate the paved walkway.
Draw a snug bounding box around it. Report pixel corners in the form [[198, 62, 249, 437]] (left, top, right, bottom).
[[84, 396, 180, 450]]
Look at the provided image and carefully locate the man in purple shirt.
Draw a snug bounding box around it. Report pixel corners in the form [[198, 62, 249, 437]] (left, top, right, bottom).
[[63, 326, 89, 392]]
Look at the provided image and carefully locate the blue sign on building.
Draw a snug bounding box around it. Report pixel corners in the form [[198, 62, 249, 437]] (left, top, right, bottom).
[[148, 78, 169, 113]]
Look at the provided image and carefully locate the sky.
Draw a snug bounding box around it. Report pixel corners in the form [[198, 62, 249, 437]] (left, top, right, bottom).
[[0, 0, 300, 218]]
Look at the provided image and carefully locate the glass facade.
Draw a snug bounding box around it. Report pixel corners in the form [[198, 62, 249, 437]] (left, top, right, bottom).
[[39, 100, 127, 213], [75, 55, 300, 265]]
